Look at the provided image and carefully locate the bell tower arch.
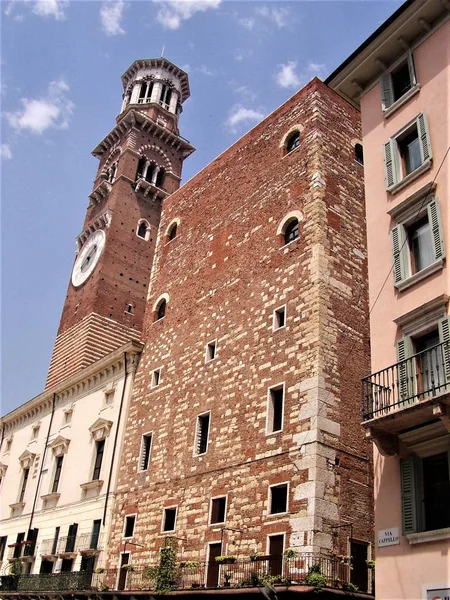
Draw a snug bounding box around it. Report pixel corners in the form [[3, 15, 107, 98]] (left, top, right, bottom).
[[46, 59, 194, 389]]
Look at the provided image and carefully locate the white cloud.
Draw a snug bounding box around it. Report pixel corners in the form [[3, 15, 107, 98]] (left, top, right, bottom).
[[32, 0, 68, 20], [5, 79, 74, 135], [256, 6, 289, 28], [233, 48, 253, 62], [238, 17, 255, 31], [275, 62, 301, 89], [1, 144, 13, 160], [100, 1, 125, 36], [154, 0, 221, 30], [198, 65, 215, 76], [226, 105, 264, 133]]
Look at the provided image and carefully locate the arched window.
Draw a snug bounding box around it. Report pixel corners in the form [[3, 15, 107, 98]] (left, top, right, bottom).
[[155, 168, 165, 188], [286, 131, 300, 153], [156, 299, 166, 321], [137, 221, 149, 240], [168, 223, 177, 241], [284, 219, 299, 244], [355, 143, 364, 165], [138, 80, 154, 104], [137, 157, 146, 179], [160, 85, 172, 110], [107, 162, 117, 183]]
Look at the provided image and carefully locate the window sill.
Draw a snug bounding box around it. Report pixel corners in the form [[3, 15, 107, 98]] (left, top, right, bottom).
[[279, 238, 300, 253], [387, 159, 432, 195], [395, 259, 444, 291], [9, 502, 25, 510], [272, 325, 286, 333], [41, 492, 61, 503], [80, 479, 104, 491], [383, 84, 420, 119], [406, 527, 450, 545]]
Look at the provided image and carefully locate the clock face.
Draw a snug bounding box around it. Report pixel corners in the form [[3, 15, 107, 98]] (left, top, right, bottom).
[[71, 230, 106, 288]]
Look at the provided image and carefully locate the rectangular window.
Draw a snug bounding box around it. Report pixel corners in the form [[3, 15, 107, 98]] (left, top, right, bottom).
[[267, 385, 284, 433], [0, 536, 7, 561], [381, 51, 417, 111], [269, 483, 288, 514], [90, 520, 101, 550], [210, 497, 226, 524], [19, 468, 30, 502], [194, 413, 210, 455], [63, 410, 72, 425], [273, 306, 286, 331], [52, 456, 64, 493], [124, 515, 136, 538], [163, 507, 177, 532], [205, 340, 217, 362], [401, 451, 450, 534], [65, 523, 78, 553], [384, 113, 432, 192], [51, 527, 60, 555], [151, 368, 161, 388], [92, 440, 105, 480], [31, 425, 40, 440], [14, 532, 25, 558], [139, 433, 152, 471], [391, 199, 445, 288]]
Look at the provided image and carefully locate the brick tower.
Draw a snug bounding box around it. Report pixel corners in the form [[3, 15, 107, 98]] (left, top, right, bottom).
[[46, 58, 194, 389]]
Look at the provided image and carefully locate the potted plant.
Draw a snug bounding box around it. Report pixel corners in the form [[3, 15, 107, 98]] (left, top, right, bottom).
[[366, 559, 375, 569], [182, 560, 200, 569], [94, 567, 105, 574], [215, 555, 237, 564], [121, 564, 135, 572], [305, 564, 327, 589], [282, 548, 298, 560]]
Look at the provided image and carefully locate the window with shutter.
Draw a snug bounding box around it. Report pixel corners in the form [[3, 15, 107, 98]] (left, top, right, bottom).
[[381, 51, 417, 112], [139, 433, 152, 471], [396, 337, 416, 403], [194, 413, 210, 455], [438, 316, 450, 386], [400, 456, 418, 535]]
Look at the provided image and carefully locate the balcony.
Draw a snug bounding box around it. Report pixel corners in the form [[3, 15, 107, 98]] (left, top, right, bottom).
[[39, 538, 58, 559], [7, 541, 36, 562], [56, 535, 77, 557], [77, 532, 104, 554], [362, 340, 450, 455], [134, 177, 169, 200]]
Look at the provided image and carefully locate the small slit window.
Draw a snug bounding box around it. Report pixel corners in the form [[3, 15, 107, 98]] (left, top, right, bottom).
[[205, 340, 217, 362], [284, 219, 299, 245], [168, 223, 177, 241], [286, 131, 300, 153], [137, 221, 150, 240], [195, 413, 210, 456], [273, 306, 286, 331], [139, 434, 152, 471], [151, 368, 161, 388], [267, 384, 284, 434], [156, 299, 166, 321], [355, 144, 364, 165]]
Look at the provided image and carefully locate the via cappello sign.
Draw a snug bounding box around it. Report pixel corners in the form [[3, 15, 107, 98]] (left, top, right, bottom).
[[378, 527, 400, 547]]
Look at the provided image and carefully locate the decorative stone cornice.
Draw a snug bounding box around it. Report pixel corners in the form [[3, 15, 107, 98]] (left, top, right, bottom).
[[88, 180, 112, 206], [89, 418, 113, 441], [135, 177, 169, 200], [49, 435, 70, 457], [76, 210, 112, 250], [18, 450, 36, 469], [121, 58, 190, 102], [0, 462, 8, 477]]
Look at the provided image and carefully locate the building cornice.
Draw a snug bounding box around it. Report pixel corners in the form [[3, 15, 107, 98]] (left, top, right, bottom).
[[0, 339, 143, 432], [121, 58, 190, 102], [91, 109, 195, 159]]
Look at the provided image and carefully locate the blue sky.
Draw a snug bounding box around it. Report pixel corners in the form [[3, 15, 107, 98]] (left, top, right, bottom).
[[1, 0, 402, 415]]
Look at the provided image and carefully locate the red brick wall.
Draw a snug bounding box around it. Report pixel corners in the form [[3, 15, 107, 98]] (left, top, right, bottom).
[[107, 79, 373, 564]]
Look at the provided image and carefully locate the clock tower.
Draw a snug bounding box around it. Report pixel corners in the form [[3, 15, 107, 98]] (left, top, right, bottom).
[[46, 58, 194, 389]]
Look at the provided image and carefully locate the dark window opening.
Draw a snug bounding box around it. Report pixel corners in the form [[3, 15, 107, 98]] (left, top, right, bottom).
[[206, 341, 217, 361], [13, 532, 25, 558], [195, 413, 210, 455], [61, 558, 73, 572], [398, 127, 421, 176], [286, 132, 300, 153], [284, 219, 299, 245], [155, 168, 165, 188], [25, 528, 38, 557], [210, 497, 226, 524], [52, 455, 63, 493], [19, 468, 30, 502], [355, 143, 364, 165], [423, 452, 450, 531], [140, 434, 152, 471], [160, 85, 172, 109], [137, 222, 148, 239], [268, 387, 284, 433], [274, 306, 286, 330], [270, 484, 288, 514], [51, 527, 60, 555], [268, 535, 283, 576], [92, 440, 105, 481], [0, 536, 7, 561], [40, 560, 54, 574], [152, 369, 161, 387], [127, 304, 133, 314], [137, 157, 146, 179], [392, 61, 413, 101], [350, 541, 369, 593], [90, 520, 101, 550], [65, 523, 78, 553], [124, 515, 136, 538], [163, 507, 177, 532], [156, 299, 166, 321], [168, 223, 177, 240]]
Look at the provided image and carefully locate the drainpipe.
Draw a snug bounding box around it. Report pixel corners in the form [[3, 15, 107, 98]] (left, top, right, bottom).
[[28, 394, 56, 534], [102, 352, 128, 527]]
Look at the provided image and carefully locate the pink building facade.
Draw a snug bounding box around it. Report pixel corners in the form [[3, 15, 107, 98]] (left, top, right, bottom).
[[327, 1, 450, 598]]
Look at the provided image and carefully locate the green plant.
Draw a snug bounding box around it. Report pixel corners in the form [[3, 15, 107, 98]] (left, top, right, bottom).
[[282, 548, 298, 560], [155, 538, 179, 593], [223, 571, 232, 583], [121, 564, 135, 571], [94, 567, 105, 574], [249, 552, 261, 561], [366, 559, 375, 569], [144, 566, 160, 581], [342, 581, 359, 592], [181, 560, 200, 569], [215, 555, 237, 564], [305, 565, 327, 588], [97, 583, 110, 592], [8, 560, 22, 577]]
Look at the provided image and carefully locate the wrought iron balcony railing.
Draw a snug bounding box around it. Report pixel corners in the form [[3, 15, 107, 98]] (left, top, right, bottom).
[[362, 340, 450, 421], [76, 532, 103, 552], [7, 542, 35, 560], [56, 535, 77, 555]]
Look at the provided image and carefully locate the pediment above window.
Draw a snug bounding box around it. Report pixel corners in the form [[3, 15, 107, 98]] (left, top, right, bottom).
[[49, 436, 70, 457], [19, 450, 36, 469], [89, 418, 113, 441], [0, 462, 8, 477]]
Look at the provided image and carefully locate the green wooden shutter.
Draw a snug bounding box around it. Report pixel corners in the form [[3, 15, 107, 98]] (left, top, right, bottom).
[[417, 113, 432, 163], [381, 73, 394, 110], [400, 456, 418, 535], [427, 199, 446, 261], [391, 224, 408, 284], [438, 316, 450, 386], [407, 50, 417, 86], [384, 139, 398, 189], [397, 336, 415, 403]]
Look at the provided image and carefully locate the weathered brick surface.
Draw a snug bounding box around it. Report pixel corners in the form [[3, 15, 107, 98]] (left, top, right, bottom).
[[107, 79, 373, 564]]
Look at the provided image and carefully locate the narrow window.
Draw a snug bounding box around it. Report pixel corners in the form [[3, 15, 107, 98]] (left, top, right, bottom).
[[14, 532, 25, 558], [5, 439, 12, 452], [90, 520, 101, 549], [286, 131, 300, 153], [51, 527, 60, 555], [139, 434, 152, 471], [168, 223, 177, 241], [146, 163, 155, 183], [391, 60, 414, 102], [163, 507, 177, 532], [381, 52, 416, 111], [92, 440, 105, 480], [63, 410, 72, 425], [0, 536, 7, 561], [407, 216, 434, 273], [155, 167, 165, 188], [205, 341, 217, 362], [269, 483, 288, 514], [52, 456, 64, 493], [65, 523, 78, 553], [19, 468, 30, 502], [398, 128, 421, 176], [31, 425, 40, 440], [138, 82, 146, 102], [195, 413, 210, 455], [137, 157, 146, 179], [354, 143, 364, 165], [210, 497, 226, 524], [137, 222, 148, 239], [126, 303, 133, 314], [124, 515, 136, 538], [156, 299, 166, 321], [284, 219, 299, 245], [267, 385, 284, 433], [151, 368, 161, 388], [273, 306, 286, 331]]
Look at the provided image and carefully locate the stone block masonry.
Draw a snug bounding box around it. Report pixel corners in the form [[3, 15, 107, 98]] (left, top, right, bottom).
[[107, 78, 373, 565]]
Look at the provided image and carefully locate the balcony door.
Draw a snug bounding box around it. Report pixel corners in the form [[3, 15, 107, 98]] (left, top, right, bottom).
[[118, 552, 130, 591], [268, 534, 284, 576], [206, 543, 221, 588]]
